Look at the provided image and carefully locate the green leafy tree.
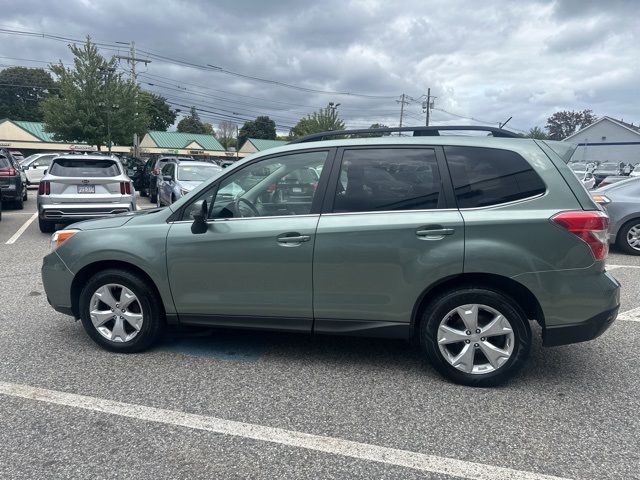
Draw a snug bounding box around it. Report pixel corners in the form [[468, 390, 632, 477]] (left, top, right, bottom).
[[0, 67, 56, 121], [42, 38, 149, 151], [526, 126, 549, 139], [238, 116, 276, 148], [140, 91, 176, 131], [289, 103, 345, 138], [545, 110, 597, 140], [176, 106, 211, 134]]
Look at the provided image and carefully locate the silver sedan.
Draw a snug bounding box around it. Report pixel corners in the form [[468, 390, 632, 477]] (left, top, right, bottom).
[[592, 177, 640, 255]]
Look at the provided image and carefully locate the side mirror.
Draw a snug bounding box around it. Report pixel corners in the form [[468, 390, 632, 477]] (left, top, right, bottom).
[[191, 199, 208, 234], [32, 164, 38, 169], [163, 175, 172, 182], [43, 169, 48, 175]]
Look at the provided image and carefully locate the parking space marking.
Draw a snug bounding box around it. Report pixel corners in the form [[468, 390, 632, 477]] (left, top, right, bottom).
[[607, 264, 640, 270], [0, 381, 571, 480], [5, 213, 38, 245], [618, 307, 640, 322]]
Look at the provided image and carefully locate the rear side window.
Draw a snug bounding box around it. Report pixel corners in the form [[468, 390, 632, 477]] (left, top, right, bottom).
[[49, 159, 121, 177], [444, 146, 546, 208], [0, 156, 9, 168], [332, 148, 442, 213]]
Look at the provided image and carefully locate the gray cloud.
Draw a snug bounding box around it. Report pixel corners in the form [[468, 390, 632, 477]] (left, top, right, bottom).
[[1, 0, 638, 133]]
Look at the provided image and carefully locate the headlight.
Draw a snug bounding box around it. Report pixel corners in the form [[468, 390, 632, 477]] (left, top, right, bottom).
[[50, 229, 79, 251], [180, 188, 191, 196]]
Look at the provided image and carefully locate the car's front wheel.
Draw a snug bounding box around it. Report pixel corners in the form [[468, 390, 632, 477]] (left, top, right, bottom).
[[617, 219, 640, 256], [79, 269, 165, 353], [420, 287, 531, 387]]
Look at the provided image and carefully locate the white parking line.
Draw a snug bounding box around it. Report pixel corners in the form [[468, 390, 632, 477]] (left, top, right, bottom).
[[607, 264, 640, 270], [4, 212, 38, 244], [0, 381, 571, 480], [618, 307, 640, 322]]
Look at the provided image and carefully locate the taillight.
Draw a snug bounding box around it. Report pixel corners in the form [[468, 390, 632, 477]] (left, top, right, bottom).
[[120, 182, 131, 195], [266, 183, 277, 194], [0, 167, 16, 176], [38, 181, 50, 195], [551, 211, 609, 261], [152, 168, 160, 176]]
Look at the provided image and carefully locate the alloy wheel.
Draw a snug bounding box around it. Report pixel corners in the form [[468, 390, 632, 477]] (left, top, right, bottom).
[[437, 304, 515, 375], [89, 283, 144, 343]]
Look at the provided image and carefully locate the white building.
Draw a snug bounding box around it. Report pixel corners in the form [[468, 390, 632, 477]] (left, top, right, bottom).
[[564, 116, 640, 164]]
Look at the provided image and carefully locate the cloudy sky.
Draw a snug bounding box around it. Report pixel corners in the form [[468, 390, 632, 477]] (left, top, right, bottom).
[[1, 0, 638, 134]]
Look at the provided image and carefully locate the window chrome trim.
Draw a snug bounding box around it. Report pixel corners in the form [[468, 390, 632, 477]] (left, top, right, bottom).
[[457, 192, 547, 211], [169, 213, 320, 224], [320, 208, 458, 217]]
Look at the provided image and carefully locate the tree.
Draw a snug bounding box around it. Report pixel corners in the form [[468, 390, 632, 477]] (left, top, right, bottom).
[[0, 67, 56, 121], [177, 106, 211, 134], [202, 122, 216, 136], [526, 126, 549, 139], [140, 91, 176, 131], [238, 116, 276, 148], [217, 120, 237, 149], [545, 110, 597, 140], [42, 38, 149, 151], [289, 103, 345, 138]]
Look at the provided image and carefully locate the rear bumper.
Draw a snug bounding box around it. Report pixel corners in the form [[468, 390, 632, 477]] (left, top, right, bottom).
[[0, 184, 20, 200], [543, 306, 619, 347], [39, 202, 133, 220]]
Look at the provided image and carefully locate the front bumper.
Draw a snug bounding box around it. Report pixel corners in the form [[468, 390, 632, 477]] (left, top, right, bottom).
[[543, 306, 619, 347], [42, 251, 75, 317]]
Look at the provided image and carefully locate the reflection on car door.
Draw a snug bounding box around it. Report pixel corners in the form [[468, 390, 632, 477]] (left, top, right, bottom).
[[313, 147, 464, 335], [166, 149, 333, 331]]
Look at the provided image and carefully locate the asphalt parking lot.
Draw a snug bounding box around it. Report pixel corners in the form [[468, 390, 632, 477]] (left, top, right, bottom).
[[0, 192, 639, 480]]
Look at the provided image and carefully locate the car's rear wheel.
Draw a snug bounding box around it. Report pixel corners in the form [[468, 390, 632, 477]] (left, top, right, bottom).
[[617, 219, 640, 255], [171, 194, 176, 205], [140, 187, 148, 197], [149, 186, 157, 204], [14, 195, 23, 210], [420, 287, 531, 387], [38, 217, 55, 233], [79, 269, 165, 353], [22, 185, 28, 201]]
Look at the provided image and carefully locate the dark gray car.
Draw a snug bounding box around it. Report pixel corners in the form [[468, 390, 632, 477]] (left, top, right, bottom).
[[0, 149, 28, 209], [592, 177, 640, 255]]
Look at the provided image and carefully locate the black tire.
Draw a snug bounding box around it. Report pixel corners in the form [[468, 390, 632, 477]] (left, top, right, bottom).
[[140, 187, 148, 197], [79, 269, 165, 353], [419, 287, 531, 387], [170, 194, 176, 205], [616, 219, 640, 256], [38, 217, 55, 233], [22, 186, 28, 201], [150, 189, 157, 204], [14, 195, 24, 210]]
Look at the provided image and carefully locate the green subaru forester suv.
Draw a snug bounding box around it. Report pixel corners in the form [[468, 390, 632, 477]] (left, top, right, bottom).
[[42, 126, 620, 386]]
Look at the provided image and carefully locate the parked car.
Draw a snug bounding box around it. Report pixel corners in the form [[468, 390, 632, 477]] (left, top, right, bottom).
[[568, 163, 596, 189], [592, 177, 640, 255], [140, 156, 193, 203], [37, 155, 135, 233], [119, 156, 146, 192], [10, 150, 25, 163], [41, 126, 620, 387], [157, 161, 222, 206], [594, 162, 623, 184], [0, 149, 28, 209], [20, 153, 60, 186], [630, 163, 640, 177]]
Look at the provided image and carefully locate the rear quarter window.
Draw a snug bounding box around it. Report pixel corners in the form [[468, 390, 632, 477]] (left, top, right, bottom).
[[0, 156, 10, 168], [49, 159, 121, 177], [444, 146, 546, 208]]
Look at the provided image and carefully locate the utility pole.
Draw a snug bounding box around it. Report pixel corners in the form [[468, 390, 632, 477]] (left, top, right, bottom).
[[99, 66, 117, 154], [396, 93, 409, 129], [422, 88, 436, 126], [116, 41, 151, 156]]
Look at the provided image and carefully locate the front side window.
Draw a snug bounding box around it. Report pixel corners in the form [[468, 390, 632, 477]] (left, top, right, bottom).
[[444, 146, 546, 208], [332, 148, 442, 213], [183, 150, 328, 220], [161, 163, 174, 177]]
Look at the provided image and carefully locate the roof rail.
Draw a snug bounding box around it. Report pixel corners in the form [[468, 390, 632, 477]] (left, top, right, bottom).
[[290, 125, 521, 143]]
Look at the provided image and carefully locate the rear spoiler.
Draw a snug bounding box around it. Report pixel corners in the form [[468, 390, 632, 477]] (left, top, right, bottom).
[[540, 140, 577, 164]]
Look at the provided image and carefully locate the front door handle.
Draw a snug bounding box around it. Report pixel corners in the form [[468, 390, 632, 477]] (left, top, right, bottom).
[[277, 233, 311, 245], [416, 227, 455, 240]]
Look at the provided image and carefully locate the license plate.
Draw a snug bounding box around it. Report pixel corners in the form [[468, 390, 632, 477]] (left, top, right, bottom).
[[77, 185, 95, 194], [292, 187, 302, 193]]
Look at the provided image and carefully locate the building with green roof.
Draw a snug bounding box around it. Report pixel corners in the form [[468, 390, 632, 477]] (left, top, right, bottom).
[[238, 138, 288, 155], [140, 130, 238, 159]]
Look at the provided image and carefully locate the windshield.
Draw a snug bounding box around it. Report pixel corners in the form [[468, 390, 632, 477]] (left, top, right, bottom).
[[177, 164, 221, 181]]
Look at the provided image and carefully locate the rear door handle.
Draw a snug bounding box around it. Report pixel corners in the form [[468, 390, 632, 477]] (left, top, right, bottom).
[[416, 227, 455, 239], [277, 233, 311, 245]]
